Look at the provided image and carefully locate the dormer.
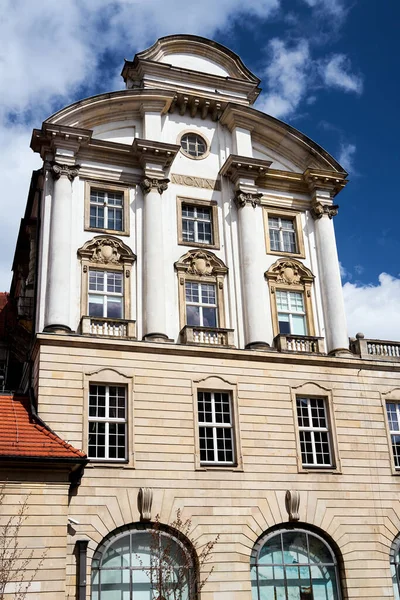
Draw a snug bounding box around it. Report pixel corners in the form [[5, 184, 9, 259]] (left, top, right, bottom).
[[121, 34, 261, 121]]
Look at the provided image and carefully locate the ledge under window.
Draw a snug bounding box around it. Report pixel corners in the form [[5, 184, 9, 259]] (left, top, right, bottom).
[[80, 316, 136, 339], [274, 334, 325, 354], [180, 325, 235, 347]]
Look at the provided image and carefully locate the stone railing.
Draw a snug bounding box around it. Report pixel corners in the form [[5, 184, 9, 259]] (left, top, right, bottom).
[[350, 333, 400, 361], [274, 334, 325, 354], [80, 316, 136, 339], [180, 326, 235, 347]]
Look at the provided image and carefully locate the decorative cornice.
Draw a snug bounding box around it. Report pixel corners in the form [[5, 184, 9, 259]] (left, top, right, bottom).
[[234, 190, 263, 209], [219, 154, 272, 184], [304, 168, 348, 198], [140, 177, 169, 195], [175, 249, 228, 276], [132, 138, 180, 169], [311, 201, 339, 220], [51, 163, 80, 182]]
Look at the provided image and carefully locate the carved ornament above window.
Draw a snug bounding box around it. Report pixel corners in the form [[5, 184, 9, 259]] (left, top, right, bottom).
[[78, 236, 136, 266], [175, 249, 228, 277], [265, 258, 314, 287]]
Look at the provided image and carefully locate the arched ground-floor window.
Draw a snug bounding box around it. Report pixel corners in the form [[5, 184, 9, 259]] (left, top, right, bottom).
[[91, 524, 195, 600], [251, 527, 342, 600], [391, 534, 400, 600]]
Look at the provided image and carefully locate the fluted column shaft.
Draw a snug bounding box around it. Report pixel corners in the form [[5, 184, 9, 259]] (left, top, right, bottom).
[[44, 163, 79, 332], [236, 192, 274, 349], [312, 202, 350, 355], [141, 178, 169, 342]]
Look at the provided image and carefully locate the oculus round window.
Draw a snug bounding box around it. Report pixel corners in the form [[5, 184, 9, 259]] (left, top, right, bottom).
[[180, 133, 208, 158]]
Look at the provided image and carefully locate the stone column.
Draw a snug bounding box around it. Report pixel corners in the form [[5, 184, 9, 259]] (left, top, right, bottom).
[[236, 191, 274, 350], [141, 177, 170, 342], [44, 163, 79, 333], [311, 201, 351, 356]]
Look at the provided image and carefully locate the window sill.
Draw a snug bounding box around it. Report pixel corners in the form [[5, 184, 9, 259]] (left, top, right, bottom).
[[196, 465, 243, 472], [86, 460, 134, 469], [266, 249, 306, 259], [85, 226, 129, 237], [178, 240, 220, 250], [298, 467, 342, 474]]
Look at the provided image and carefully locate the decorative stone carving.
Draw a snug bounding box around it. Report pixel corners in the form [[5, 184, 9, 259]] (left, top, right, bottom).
[[234, 190, 263, 209], [171, 173, 221, 191], [311, 201, 339, 220], [285, 490, 300, 521], [137, 487, 153, 522], [175, 249, 228, 277], [78, 236, 136, 265], [140, 178, 169, 195], [50, 162, 80, 181], [266, 259, 314, 286]]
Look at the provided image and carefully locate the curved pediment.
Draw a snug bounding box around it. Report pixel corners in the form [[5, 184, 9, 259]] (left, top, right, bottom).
[[136, 35, 260, 83]]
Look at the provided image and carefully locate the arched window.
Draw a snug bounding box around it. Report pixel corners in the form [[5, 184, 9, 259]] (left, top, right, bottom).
[[251, 527, 342, 600], [91, 525, 195, 599], [390, 534, 400, 599]]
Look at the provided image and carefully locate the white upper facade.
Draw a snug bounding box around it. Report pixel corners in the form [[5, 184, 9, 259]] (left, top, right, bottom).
[[28, 35, 349, 356]]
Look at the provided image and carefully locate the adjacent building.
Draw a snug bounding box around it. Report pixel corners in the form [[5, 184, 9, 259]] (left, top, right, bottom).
[[2, 34, 400, 599]]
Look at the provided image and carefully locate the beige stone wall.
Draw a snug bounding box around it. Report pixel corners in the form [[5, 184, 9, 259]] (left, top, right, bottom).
[[0, 472, 70, 599], [33, 334, 400, 599]]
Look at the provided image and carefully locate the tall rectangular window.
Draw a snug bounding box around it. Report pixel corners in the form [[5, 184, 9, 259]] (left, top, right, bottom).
[[268, 216, 297, 253], [88, 385, 127, 460], [198, 391, 234, 465], [185, 282, 217, 328], [276, 290, 307, 335], [88, 270, 123, 319], [386, 403, 400, 469], [296, 397, 333, 467], [90, 189, 124, 231], [182, 204, 213, 244]]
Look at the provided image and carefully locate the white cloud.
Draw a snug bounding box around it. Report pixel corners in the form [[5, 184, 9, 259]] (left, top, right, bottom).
[[0, 0, 282, 290], [302, 0, 346, 17], [343, 273, 400, 340], [337, 142, 356, 173], [257, 39, 311, 119], [321, 54, 363, 94]]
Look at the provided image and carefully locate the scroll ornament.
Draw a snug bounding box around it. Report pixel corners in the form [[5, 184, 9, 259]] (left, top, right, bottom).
[[138, 487, 153, 522], [285, 490, 300, 521]]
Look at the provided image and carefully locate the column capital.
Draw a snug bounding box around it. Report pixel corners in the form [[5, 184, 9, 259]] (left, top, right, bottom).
[[234, 190, 263, 209], [50, 162, 80, 182], [311, 201, 339, 220], [140, 177, 169, 195]]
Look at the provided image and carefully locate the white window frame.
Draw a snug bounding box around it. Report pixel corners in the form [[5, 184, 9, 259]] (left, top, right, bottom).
[[84, 181, 130, 235], [296, 396, 333, 468], [197, 391, 235, 466], [268, 215, 298, 253], [89, 188, 124, 232], [182, 204, 213, 245], [88, 384, 127, 462], [88, 269, 124, 320], [386, 402, 400, 470], [185, 281, 218, 328], [276, 290, 307, 335]]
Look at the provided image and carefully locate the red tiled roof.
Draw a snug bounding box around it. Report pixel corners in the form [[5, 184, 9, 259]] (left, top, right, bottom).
[[0, 395, 86, 460]]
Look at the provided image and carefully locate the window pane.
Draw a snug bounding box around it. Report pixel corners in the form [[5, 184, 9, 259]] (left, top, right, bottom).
[[186, 305, 200, 326], [90, 205, 104, 229], [201, 284, 216, 305], [89, 271, 105, 291], [102, 536, 130, 568], [202, 307, 217, 328], [89, 295, 104, 317], [392, 435, 400, 468], [283, 230, 297, 253], [276, 291, 289, 311], [292, 314, 307, 335], [107, 297, 123, 319], [185, 282, 199, 303], [107, 272, 123, 294], [278, 313, 291, 334], [182, 219, 195, 242], [387, 403, 399, 431]]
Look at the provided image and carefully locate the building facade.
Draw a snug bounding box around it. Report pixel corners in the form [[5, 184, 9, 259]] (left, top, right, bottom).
[[2, 34, 400, 599]]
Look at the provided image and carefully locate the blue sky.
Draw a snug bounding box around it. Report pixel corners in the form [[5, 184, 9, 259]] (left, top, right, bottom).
[[0, 0, 399, 338]]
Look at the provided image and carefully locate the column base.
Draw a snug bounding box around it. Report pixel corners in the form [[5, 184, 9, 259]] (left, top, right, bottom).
[[43, 324, 72, 334], [328, 347, 353, 357], [245, 341, 275, 351], [142, 332, 173, 343]]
